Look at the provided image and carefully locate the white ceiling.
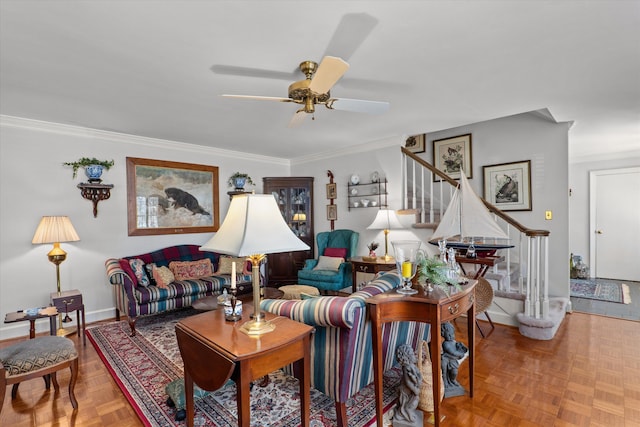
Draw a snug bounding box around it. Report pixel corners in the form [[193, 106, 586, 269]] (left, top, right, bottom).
[[1, 1, 639, 161]]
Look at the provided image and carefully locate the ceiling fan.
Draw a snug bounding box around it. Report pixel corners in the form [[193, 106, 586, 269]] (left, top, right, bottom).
[[222, 55, 390, 127]]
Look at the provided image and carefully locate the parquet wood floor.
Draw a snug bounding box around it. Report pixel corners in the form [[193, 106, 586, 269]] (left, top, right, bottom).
[[1, 312, 639, 426]]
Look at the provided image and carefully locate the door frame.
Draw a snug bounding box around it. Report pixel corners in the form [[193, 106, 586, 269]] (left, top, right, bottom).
[[589, 166, 640, 278]]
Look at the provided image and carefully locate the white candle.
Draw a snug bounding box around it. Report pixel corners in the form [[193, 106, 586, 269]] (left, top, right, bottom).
[[231, 261, 236, 289], [231, 262, 236, 289]]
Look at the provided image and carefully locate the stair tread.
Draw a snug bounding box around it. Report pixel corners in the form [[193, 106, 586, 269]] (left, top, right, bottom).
[[413, 222, 440, 229]]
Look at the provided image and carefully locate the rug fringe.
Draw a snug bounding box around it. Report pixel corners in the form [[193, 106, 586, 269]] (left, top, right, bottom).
[[622, 284, 631, 304]]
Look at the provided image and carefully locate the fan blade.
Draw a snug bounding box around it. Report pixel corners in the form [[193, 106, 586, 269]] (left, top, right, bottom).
[[222, 94, 292, 103], [327, 98, 390, 114], [211, 65, 296, 81], [323, 13, 378, 61], [288, 110, 308, 128], [309, 56, 349, 94]]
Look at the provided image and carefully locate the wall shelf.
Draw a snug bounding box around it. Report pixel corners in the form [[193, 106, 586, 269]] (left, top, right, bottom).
[[347, 178, 388, 210], [77, 183, 113, 218]]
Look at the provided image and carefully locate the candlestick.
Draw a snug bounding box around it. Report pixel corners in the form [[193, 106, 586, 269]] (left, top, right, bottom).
[[231, 261, 236, 289], [224, 286, 241, 322]]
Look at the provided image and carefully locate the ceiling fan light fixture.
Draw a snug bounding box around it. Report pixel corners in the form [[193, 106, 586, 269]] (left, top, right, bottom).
[[304, 97, 315, 114]]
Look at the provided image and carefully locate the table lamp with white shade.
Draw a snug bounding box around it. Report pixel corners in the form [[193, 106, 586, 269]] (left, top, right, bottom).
[[366, 209, 404, 261], [32, 215, 80, 335], [200, 194, 309, 335]]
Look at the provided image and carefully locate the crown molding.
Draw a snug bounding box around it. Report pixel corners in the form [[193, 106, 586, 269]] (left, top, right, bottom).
[[0, 115, 289, 166]]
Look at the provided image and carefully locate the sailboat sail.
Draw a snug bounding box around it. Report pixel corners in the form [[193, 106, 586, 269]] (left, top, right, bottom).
[[430, 172, 510, 247]]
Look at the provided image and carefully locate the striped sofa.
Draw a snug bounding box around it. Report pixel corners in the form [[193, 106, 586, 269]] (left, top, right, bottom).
[[105, 245, 252, 336], [260, 271, 430, 427]]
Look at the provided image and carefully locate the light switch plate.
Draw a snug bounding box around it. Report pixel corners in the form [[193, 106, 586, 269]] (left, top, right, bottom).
[[545, 210, 552, 220]]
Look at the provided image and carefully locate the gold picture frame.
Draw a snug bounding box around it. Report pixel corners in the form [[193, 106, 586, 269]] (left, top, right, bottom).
[[432, 133, 473, 181], [327, 204, 338, 221], [126, 157, 220, 236], [326, 183, 337, 199]]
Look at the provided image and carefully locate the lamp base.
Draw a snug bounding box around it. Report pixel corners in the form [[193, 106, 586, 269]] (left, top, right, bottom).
[[56, 327, 77, 337], [240, 319, 276, 336], [383, 254, 395, 262]]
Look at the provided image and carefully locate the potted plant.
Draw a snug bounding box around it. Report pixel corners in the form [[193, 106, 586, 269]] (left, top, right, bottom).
[[417, 255, 460, 294], [227, 172, 254, 190], [63, 157, 115, 181], [367, 241, 379, 258], [417, 256, 447, 286]]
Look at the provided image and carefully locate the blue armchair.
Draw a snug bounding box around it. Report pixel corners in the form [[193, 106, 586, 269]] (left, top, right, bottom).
[[297, 229, 359, 292]]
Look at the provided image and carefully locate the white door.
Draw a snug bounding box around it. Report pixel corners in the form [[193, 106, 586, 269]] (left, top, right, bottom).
[[590, 167, 640, 280]]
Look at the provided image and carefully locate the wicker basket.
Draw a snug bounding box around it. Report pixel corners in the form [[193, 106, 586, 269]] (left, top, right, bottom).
[[417, 340, 444, 412]]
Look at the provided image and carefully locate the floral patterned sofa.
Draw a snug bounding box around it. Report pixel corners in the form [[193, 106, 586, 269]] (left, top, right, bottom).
[[105, 245, 252, 335], [260, 271, 430, 427]]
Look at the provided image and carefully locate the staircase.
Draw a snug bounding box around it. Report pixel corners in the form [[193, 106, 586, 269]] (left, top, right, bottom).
[[400, 147, 567, 339]]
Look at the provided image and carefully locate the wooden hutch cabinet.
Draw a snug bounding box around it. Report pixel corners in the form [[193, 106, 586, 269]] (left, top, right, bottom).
[[263, 177, 314, 285]]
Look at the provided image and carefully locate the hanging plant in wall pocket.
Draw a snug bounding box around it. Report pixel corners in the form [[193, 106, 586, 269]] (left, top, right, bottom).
[[63, 157, 115, 218]]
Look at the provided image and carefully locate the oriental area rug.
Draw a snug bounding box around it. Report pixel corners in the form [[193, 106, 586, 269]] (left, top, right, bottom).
[[87, 309, 399, 427], [570, 278, 631, 304]]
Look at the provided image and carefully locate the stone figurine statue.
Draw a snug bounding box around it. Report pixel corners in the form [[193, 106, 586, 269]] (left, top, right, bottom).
[[393, 344, 424, 427], [441, 321, 469, 397]]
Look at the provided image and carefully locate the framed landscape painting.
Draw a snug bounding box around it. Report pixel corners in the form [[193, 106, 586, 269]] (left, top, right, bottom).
[[432, 133, 472, 181], [126, 157, 220, 236], [483, 160, 532, 211]]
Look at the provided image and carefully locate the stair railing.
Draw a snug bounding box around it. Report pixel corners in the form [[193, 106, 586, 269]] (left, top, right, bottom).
[[401, 147, 551, 319]]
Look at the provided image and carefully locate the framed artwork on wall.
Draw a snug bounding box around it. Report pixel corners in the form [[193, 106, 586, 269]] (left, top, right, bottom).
[[327, 204, 338, 221], [432, 133, 472, 181], [126, 157, 220, 236], [404, 134, 425, 154], [483, 160, 532, 211], [326, 183, 337, 199]]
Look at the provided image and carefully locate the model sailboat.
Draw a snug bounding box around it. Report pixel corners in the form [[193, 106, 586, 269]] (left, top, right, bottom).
[[430, 172, 513, 250]]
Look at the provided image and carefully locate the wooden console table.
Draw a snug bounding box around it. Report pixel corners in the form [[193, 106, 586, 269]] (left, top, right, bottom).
[[366, 280, 476, 426], [175, 309, 313, 427]]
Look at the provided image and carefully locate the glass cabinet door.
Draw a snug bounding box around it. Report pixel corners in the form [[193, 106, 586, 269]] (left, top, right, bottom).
[[289, 186, 309, 238], [263, 177, 315, 285]]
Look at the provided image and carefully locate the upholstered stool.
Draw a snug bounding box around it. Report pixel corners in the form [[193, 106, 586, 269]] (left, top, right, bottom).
[[279, 284, 320, 300], [0, 336, 78, 413]]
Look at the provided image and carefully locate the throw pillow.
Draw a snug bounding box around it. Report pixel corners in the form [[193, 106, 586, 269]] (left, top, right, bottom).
[[153, 265, 175, 288], [324, 247, 348, 259], [144, 263, 158, 286], [129, 258, 151, 287], [216, 256, 250, 275], [300, 293, 319, 300], [169, 259, 214, 281], [313, 255, 344, 272], [119, 259, 139, 286]]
